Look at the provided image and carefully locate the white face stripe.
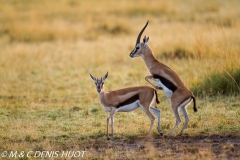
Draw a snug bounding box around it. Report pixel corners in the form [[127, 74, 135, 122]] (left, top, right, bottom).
[[94, 78, 104, 93], [135, 44, 141, 51], [131, 44, 142, 57]]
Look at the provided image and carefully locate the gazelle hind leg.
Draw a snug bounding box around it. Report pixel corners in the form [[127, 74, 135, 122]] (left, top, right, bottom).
[[177, 97, 192, 136], [169, 97, 192, 137], [168, 105, 181, 137], [140, 104, 155, 137], [111, 116, 115, 139], [150, 107, 163, 135], [177, 106, 189, 136]]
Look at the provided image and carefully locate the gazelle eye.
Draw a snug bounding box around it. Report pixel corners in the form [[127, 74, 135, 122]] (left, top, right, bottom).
[[136, 46, 140, 50]]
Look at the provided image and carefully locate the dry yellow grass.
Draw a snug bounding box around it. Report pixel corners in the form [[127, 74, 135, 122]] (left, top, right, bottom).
[[0, 0, 240, 159]]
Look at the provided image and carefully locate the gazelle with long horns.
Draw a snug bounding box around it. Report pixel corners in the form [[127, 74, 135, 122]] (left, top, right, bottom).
[[129, 21, 197, 137], [90, 72, 162, 140]]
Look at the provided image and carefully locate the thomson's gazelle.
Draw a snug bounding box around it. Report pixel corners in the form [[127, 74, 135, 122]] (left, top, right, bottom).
[[129, 21, 197, 137], [90, 72, 162, 140]]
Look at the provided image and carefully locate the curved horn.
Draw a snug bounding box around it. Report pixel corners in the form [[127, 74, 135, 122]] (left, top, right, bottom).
[[136, 21, 149, 46]]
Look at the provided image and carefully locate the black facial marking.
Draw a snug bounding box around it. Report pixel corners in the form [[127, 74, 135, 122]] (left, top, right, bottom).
[[153, 74, 177, 92], [116, 94, 139, 108]]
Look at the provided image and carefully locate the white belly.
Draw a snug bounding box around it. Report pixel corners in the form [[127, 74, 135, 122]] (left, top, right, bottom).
[[102, 101, 140, 112], [155, 79, 173, 98], [117, 100, 139, 112]]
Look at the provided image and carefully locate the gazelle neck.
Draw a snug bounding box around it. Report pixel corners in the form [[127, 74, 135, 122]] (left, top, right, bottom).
[[142, 48, 158, 69], [98, 88, 105, 101], [99, 90, 109, 107]]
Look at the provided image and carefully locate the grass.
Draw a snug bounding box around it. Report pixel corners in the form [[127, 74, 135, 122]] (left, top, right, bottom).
[[193, 68, 240, 96], [0, 0, 240, 159]]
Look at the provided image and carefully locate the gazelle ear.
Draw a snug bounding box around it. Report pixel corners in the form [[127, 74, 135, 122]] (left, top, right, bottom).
[[143, 36, 149, 44], [90, 73, 96, 81], [103, 71, 108, 81]]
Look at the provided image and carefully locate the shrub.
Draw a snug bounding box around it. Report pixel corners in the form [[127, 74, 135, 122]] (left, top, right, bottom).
[[193, 68, 240, 96], [159, 48, 195, 59]]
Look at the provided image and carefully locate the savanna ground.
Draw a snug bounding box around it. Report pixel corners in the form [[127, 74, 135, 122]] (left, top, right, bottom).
[[0, 0, 240, 159]]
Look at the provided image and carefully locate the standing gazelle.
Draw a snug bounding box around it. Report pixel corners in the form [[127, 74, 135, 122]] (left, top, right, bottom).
[[129, 21, 197, 137], [90, 72, 162, 140]]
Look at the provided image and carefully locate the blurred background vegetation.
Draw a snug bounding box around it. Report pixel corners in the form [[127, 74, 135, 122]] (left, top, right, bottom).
[[0, 0, 239, 97], [0, 0, 240, 158]]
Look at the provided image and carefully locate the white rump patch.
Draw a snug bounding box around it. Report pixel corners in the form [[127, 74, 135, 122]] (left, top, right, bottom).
[[179, 97, 193, 109]]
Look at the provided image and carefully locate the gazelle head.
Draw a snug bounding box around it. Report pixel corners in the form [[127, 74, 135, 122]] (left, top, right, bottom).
[[130, 21, 150, 58], [90, 72, 108, 93]]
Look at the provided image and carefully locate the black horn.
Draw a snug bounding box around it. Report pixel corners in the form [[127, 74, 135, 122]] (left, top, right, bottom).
[[136, 21, 149, 46]]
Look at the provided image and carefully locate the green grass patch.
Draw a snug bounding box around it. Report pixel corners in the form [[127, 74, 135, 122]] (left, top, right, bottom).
[[193, 68, 240, 96]]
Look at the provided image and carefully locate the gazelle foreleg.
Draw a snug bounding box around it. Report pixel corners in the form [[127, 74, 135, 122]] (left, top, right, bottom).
[[145, 75, 162, 90], [150, 107, 163, 135], [107, 108, 117, 140]]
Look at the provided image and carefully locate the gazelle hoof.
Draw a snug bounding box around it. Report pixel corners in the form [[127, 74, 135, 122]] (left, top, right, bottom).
[[158, 130, 163, 136], [107, 137, 110, 140]]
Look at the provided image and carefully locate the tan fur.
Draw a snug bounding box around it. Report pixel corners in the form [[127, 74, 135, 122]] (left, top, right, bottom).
[[142, 45, 193, 98], [142, 45, 190, 89], [90, 74, 162, 140], [100, 86, 158, 139], [131, 36, 197, 137], [100, 86, 154, 107]]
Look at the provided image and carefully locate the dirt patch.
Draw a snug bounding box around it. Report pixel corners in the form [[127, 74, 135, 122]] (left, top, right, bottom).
[[86, 135, 240, 159]]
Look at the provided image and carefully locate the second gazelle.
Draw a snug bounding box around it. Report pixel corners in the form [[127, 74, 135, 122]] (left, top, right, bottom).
[[90, 72, 162, 140]]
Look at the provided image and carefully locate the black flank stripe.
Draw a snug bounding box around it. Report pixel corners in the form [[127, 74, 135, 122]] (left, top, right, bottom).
[[116, 94, 139, 108], [153, 74, 177, 92]]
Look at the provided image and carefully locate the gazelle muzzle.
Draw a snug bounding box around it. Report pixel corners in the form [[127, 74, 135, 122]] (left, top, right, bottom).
[[129, 50, 136, 58]]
